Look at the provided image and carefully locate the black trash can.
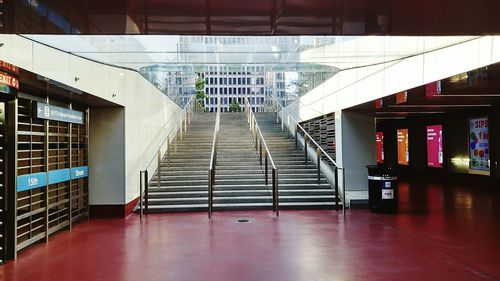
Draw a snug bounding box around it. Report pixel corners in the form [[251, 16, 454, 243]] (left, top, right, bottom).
[[366, 165, 398, 213]]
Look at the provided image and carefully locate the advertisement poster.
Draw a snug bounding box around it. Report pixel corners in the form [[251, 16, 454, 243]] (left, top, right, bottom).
[[427, 125, 443, 168], [426, 80, 442, 97], [376, 132, 384, 163], [396, 91, 408, 104], [469, 117, 490, 174], [397, 129, 409, 165]]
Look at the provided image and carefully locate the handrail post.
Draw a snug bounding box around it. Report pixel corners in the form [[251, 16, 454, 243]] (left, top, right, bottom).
[[139, 171, 143, 221], [167, 136, 171, 160], [295, 124, 298, 149], [179, 119, 183, 140], [273, 168, 279, 216], [157, 149, 161, 187], [259, 138, 263, 165], [145, 170, 149, 214], [316, 147, 321, 185], [208, 169, 212, 218], [287, 115, 290, 137], [255, 130, 258, 150], [276, 110, 279, 124], [304, 134, 308, 165], [334, 167, 339, 211], [265, 151, 268, 185], [342, 168, 346, 215], [281, 113, 284, 131]]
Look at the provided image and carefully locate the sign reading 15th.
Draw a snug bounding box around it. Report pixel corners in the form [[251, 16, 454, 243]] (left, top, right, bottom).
[[36, 102, 84, 124], [17, 166, 88, 192]]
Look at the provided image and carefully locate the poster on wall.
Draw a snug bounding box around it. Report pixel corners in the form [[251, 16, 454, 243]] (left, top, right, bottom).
[[397, 129, 409, 165], [427, 125, 443, 168], [426, 80, 442, 96], [469, 117, 490, 175], [376, 132, 384, 163]]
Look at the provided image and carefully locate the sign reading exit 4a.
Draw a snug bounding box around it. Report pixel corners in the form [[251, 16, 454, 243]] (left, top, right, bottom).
[[36, 102, 84, 124]]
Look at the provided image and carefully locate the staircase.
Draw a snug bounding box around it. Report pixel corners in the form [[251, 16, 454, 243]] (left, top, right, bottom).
[[255, 112, 339, 209], [145, 113, 214, 212], [141, 111, 338, 213], [213, 112, 271, 210]]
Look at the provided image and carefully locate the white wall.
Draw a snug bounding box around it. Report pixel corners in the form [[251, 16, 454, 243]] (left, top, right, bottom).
[[296, 36, 500, 121], [0, 35, 184, 205]]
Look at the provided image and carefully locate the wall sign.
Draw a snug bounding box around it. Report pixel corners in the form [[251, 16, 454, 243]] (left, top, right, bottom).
[[427, 125, 443, 168], [0, 72, 19, 89], [469, 117, 490, 174], [376, 132, 384, 163], [0, 60, 19, 74], [37, 102, 84, 124], [17, 166, 88, 192], [17, 172, 47, 192], [396, 91, 408, 104], [71, 166, 88, 179], [397, 129, 409, 165], [426, 81, 442, 96]]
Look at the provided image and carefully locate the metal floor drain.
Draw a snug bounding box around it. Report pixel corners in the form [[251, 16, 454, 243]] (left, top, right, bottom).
[[236, 219, 251, 223]]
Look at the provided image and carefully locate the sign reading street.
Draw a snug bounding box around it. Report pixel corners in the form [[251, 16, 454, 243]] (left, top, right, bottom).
[[37, 102, 84, 124]]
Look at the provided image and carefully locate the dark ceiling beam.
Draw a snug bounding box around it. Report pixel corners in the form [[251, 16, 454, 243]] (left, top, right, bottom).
[[205, 0, 211, 35]]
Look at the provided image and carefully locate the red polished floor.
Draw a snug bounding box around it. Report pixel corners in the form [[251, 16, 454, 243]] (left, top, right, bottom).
[[1, 181, 500, 281]]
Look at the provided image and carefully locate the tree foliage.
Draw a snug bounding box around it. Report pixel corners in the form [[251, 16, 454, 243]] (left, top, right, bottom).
[[228, 100, 241, 112]]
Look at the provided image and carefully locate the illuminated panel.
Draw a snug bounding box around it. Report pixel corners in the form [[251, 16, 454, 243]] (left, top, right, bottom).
[[397, 128, 409, 165], [376, 131, 384, 163], [468, 117, 490, 175], [426, 125, 443, 168]]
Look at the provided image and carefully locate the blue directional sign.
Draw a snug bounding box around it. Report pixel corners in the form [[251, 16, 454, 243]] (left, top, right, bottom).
[[71, 166, 88, 179], [48, 168, 70, 184], [17, 172, 47, 192], [37, 102, 84, 124]]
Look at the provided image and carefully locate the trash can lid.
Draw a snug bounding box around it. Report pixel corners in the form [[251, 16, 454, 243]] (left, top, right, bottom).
[[366, 164, 397, 176]]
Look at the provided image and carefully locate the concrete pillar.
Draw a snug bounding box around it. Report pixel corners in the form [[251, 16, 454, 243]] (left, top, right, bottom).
[[336, 110, 375, 206]]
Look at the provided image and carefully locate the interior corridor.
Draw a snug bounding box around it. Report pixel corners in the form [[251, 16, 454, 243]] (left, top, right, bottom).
[[1, 180, 499, 281]]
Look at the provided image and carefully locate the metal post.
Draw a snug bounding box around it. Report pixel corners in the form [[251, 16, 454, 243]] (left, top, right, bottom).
[[281, 113, 284, 131], [259, 138, 262, 165], [334, 167, 339, 211], [304, 134, 308, 165], [144, 170, 149, 214], [295, 124, 298, 149], [157, 149, 161, 187], [174, 132, 178, 152], [342, 168, 346, 215], [276, 110, 279, 124], [273, 169, 279, 216], [208, 169, 212, 218], [139, 171, 144, 221], [265, 151, 268, 185], [316, 148, 321, 185], [255, 130, 258, 150], [184, 115, 187, 132], [179, 120, 183, 141]]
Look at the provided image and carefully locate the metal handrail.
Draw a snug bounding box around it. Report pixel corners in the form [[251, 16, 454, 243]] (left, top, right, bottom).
[[208, 99, 221, 218], [244, 97, 279, 216], [139, 95, 198, 220], [268, 95, 345, 214]]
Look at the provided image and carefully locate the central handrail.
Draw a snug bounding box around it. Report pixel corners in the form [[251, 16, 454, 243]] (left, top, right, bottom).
[[244, 97, 279, 216], [139, 95, 200, 220], [267, 95, 345, 214], [208, 98, 221, 218]]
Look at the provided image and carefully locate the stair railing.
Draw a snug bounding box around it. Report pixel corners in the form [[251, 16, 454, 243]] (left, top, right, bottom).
[[267, 95, 345, 214], [244, 97, 280, 216], [139, 95, 196, 220], [208, 99, 221, 218]]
